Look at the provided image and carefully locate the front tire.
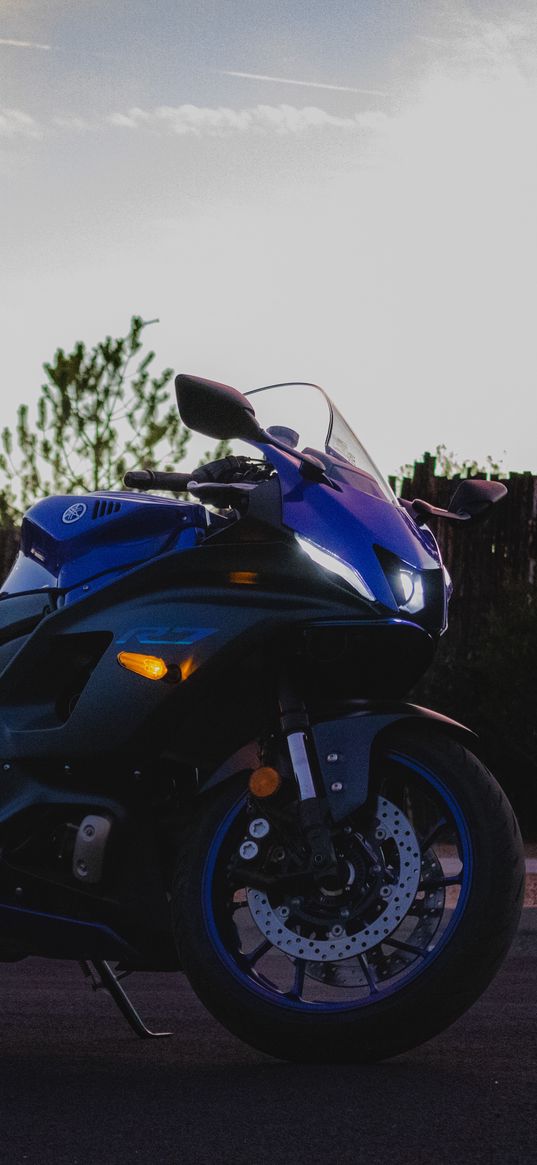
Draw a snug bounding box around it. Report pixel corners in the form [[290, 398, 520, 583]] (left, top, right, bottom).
[[172, 730, 524, 1062]]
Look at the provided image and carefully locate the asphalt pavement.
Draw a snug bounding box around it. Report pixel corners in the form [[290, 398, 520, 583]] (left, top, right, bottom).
[[0, 913, 535, 1165]]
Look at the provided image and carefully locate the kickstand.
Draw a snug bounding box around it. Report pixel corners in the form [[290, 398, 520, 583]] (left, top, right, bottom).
[[79, 959, 173, 1039]]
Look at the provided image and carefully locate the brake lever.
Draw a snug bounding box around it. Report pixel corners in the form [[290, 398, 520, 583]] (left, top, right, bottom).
[[187, 481, 258, 506]]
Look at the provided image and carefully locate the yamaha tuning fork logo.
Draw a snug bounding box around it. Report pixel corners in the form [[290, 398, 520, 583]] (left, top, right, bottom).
[[62, 502, 87, 525]]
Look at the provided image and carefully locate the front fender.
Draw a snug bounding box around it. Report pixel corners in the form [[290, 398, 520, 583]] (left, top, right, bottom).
[[311, 703, 478, 822]]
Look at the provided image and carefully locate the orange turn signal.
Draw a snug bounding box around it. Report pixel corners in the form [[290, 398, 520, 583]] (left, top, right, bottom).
[[248, 766, 282, 798], [228, 571, 258, 585], [118, 652, 169, 681]]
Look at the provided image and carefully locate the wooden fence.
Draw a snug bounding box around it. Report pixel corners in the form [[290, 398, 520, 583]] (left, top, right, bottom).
[[391, 456, 537, 834], [390, 454, 537, 649]]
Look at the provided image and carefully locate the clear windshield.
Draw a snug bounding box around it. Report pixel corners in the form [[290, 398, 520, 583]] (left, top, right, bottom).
[[245, 382, 395, 503]]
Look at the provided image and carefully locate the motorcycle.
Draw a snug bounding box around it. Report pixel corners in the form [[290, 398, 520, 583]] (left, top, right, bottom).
[[0, 374, 524, 1062]]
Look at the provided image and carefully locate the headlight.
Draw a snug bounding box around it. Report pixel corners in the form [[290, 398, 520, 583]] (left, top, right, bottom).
[[295, 535, 376, 601], [375, 545, 447, 629], [397, 569, 425, 614]]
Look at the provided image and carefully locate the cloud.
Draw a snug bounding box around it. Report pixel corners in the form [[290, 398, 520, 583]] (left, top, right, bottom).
[[0, 37, 51, 51], [453, 16, 537, 66], [107, 103, 387, 136], [0, 108, 41, 138], [52, 115, 95, 131], [415, 14, 537, 78], [220, 71, 389, 98]]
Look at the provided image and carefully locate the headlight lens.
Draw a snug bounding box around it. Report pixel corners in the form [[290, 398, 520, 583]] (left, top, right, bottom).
[[295, 535, 376, 601], [397, 569, 425, 614]]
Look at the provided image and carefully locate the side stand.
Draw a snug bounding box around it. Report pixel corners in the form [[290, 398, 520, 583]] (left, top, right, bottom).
[[79, 959, 173, 1039]]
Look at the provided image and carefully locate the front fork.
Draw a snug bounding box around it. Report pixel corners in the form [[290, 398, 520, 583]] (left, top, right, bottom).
[[285, 732, 317, 801], [278, 682, 338, 873]]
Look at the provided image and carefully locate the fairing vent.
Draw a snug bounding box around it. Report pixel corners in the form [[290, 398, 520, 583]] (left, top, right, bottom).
[[92, 499, 122, 520]]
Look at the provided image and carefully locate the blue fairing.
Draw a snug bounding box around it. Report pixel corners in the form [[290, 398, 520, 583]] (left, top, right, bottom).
[[3, 491, 209, 602], [252, 441, 442, 611], [3, 426, 443, 623]]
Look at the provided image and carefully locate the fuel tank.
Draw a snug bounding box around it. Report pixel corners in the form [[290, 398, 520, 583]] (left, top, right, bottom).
[[2, 492, 209, 601]]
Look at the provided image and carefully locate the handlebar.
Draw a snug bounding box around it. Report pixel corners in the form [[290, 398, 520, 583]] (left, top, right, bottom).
[[123, 469, 192, 491], [124, 456, 266, 493]]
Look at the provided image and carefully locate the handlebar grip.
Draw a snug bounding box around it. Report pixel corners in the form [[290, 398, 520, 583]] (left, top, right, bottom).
[[123, 469, 192, 491]]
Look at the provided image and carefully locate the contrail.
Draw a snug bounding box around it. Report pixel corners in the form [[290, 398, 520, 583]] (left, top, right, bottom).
[[221, 71, 388, 97], [0, 38, 51, 50]]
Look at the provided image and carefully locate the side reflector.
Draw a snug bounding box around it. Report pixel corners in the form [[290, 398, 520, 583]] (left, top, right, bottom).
[[248, 767, 282, 798], [118, 652, 169, 681]]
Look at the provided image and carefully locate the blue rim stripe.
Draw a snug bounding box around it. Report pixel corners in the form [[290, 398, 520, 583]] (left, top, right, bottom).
[[202, 750, 473, 1013]]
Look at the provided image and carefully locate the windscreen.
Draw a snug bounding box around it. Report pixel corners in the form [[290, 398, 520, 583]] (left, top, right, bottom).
[[246, 382, 395, 503]]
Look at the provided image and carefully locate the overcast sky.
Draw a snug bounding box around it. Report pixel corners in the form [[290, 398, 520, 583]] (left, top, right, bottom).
[[1, 0, 536, 476]]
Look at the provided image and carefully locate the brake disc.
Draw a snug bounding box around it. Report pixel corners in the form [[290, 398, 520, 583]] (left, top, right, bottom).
[[307, 850, 445, 986], [247, 797, 421, 963]]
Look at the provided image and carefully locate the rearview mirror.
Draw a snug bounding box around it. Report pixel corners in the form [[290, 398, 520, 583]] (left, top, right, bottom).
[[175, 374, 263, 441], [448, 479, 507, 520], [402, 477, 508, 525]]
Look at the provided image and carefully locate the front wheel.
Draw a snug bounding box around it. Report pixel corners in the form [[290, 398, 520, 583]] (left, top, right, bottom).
[[172, 730, 524, 1062]]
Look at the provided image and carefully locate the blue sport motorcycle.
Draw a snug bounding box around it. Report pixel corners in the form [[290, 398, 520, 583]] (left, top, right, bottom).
[[0, 375, 524, 1061]]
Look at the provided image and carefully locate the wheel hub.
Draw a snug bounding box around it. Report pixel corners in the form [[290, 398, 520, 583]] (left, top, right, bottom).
[[247, 797, 421, 963]]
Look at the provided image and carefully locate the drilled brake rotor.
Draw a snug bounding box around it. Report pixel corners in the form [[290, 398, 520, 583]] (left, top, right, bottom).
[[247, 797, 421, 963]]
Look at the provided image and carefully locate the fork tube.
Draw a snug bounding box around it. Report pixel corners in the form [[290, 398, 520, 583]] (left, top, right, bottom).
[[286, 732, 317, 801], [278, 677, 318, 802]]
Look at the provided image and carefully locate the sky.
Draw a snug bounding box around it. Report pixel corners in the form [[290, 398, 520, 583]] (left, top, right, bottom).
[[1, 0, 537, 477]]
